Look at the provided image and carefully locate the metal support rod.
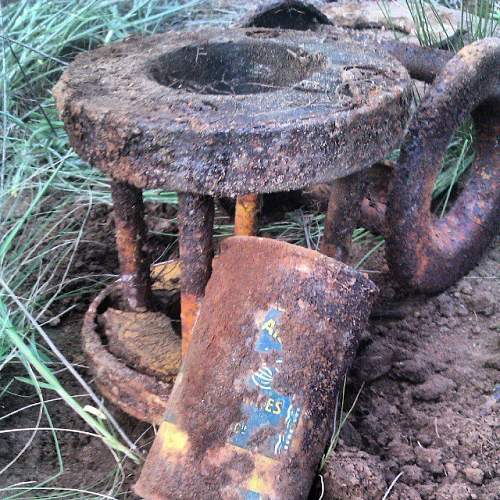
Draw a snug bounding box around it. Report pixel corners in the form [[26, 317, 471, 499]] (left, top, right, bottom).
[[234, 193, 259, 236], [178, 193, 215, 357], [320, 172, 365, 263], [111, 181, 152, 312]]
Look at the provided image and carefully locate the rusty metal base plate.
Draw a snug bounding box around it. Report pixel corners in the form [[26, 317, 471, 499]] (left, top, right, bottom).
[[81, 261, 182, 423], [54, 28, 411, 196]]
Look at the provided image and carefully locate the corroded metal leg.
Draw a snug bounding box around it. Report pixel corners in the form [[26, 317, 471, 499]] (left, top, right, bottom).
[[234, 193, 259, 236], [320, 172, 365, 263], [111, 181, 151, 312], [178, 193, 214, 357]]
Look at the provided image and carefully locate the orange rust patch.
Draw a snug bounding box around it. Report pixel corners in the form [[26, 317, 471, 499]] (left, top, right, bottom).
[[234, 193, 260, 236], [180, 292, 201, 357]]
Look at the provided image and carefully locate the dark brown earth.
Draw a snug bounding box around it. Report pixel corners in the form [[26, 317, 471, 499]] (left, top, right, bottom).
[[1, 205, 498, 499]]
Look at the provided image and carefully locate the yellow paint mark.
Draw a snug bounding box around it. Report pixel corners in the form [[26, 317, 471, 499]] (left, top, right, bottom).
[[158, 421, 189, 457], [244, 452, 278, 496]]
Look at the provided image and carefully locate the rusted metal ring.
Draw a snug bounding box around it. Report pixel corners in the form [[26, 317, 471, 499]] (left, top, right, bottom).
[[386, 38, 500, 294], [81, 268, 182, 422]]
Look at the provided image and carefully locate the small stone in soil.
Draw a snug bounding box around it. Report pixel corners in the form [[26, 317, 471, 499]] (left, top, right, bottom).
[[412, 374, 457, 401], [463, 466, 484, 485], [415, 447, 443, 474], [465, 289, 497, 316]]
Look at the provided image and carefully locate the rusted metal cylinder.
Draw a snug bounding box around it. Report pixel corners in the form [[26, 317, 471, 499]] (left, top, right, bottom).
[[386, 38, 500, 294], [135, 236, 377, 500], [320, 172, 365, 263], [359, 161, 394, 236], [110, 181, 151, 312], [177, 192, 214, 356], [234, 193, 260, 236]]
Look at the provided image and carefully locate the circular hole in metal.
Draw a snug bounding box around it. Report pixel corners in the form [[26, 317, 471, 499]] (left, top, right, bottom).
[[150, 40, 325, 95]]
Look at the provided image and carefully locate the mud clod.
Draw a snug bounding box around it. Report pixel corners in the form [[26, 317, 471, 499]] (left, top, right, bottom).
[[412, 374, 457, 402], [321, 450, 387, 499], [463, 466, 485, 486]]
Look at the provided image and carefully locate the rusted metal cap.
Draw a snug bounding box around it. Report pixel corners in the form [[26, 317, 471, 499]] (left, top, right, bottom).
[[238, 0, 453, 83], [54, 28, 411, 196]]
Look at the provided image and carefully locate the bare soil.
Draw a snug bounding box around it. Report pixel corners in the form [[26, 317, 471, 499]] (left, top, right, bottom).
[[1, 205, 498, 499]]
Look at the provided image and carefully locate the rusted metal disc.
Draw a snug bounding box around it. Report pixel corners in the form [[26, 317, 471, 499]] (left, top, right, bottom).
[[81, 261, 182, 423], [54, 28, 411, 196], [386, 38, 500, 294]]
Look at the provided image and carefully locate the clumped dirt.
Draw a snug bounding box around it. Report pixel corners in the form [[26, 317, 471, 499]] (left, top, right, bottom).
[[318, 240, 499, 500], [1, 205, 498, 499]]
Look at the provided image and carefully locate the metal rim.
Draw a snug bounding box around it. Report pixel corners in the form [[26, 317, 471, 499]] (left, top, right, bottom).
[[81, 264, 182, 423]]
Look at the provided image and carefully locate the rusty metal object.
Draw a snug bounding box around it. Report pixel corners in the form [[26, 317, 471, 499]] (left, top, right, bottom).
[[321, 171, 366, 262], [359, 160, 394, 235], [103, 308, 181, 380], [110, 181, 151, 311], [239, 0, 332, 31], [234, 193, 260, 236], [239, 0, 452, 84], [135, 236, 377, 499], [379, 40, 452, 83], [178, 193, 214, 356], [81, 260, 182, 424], [53, 28, 411, 196], [386, 38, 500, 294]]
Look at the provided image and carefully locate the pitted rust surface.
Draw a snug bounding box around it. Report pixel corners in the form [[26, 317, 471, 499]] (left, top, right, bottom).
[[386, 38, 500, 294], [178, 193, 214, 355], [54, 28, 411, 196], [359, 160, 394, 236], [378, 40, 452, 83], [321, 171, 366, 263], [239, 0, 332, 31], [237, 0, 452, 84], [135, 236, 377, 500], [110, 181, 151, 311]]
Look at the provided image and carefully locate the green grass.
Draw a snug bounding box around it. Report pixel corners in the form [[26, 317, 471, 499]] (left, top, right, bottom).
[[0, 1, 236, 497], [406, 0, 498, 49], [1, 0, 498, 497]]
